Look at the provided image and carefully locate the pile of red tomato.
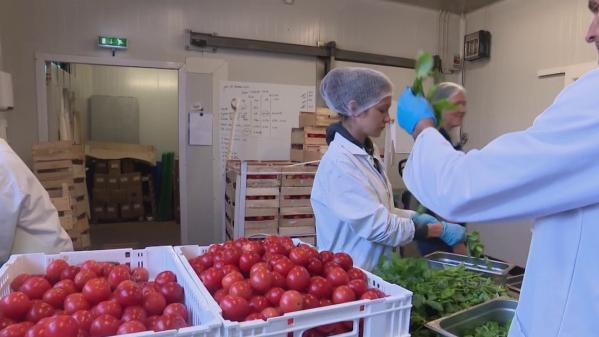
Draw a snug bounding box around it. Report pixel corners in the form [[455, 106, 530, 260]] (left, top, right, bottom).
[[0, 259, 190, 337], [188, 236, 386, 337]]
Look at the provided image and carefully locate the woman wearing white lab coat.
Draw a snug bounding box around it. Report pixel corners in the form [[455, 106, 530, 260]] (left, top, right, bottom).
[[310, 67, 466, 271], [396, 5, 599, 334], [0, 139, 73, 262]]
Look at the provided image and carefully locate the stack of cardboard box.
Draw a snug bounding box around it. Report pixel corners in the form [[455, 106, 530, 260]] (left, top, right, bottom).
[[92, 159, 144, 222]]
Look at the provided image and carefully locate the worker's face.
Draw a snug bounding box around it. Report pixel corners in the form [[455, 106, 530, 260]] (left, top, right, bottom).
[[442, 91, 466, 129], [587, 0, 599, 62], [356, 96, 392, 137]]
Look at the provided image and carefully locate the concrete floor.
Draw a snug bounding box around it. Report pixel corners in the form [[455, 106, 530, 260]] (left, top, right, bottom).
[[89, 221, 181, 250]]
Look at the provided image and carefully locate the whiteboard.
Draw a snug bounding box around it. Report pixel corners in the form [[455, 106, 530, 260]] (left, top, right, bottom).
[[218, 81, 315, 170]]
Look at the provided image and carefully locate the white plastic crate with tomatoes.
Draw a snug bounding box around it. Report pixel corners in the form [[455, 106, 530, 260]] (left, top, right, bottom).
[[175, 236, 412, 337], [0, 246, 221, 337]]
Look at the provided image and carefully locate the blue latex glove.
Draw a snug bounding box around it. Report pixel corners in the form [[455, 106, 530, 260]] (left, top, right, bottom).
[[396, 87, 436, 134], [411, 213, 438, 226], [440, 222, 467, 246]]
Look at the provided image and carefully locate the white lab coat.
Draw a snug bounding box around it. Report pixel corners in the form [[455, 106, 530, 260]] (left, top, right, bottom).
[[0, 139, 73, 262], [404, 67, 599, 337], [311, 132, 416, 271]]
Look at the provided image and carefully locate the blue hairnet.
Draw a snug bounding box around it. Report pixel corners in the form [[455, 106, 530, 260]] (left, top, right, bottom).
[[320, 67, 393, 117]]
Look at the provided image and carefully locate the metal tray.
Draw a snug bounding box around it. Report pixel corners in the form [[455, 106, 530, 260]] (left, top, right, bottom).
[[506, 274, 524, 295], [424, 252, 514, 283], [425, 297, 517, 337]]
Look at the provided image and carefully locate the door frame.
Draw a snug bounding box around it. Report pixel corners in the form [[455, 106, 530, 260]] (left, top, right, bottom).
[[34, 53, 189, 243]]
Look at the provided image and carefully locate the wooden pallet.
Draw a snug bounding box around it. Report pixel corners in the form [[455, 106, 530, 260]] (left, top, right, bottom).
[[279, 206, 315, 227], [280, 187, 312, 207], [291, 127, 327, 146], [32, 141, 85, 162]]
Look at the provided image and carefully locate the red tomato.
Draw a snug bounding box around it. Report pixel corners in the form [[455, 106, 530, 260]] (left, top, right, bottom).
[[271, 272, 286, 288], [249, 262, 270, 275], [213, 289, 227, 304], [264, 287, 285, 306], [72, 310, 93, 331], [155, 314, 187, 331], [64, 293, 90, 314], [0, 317, 15, 331], [60, 266, 80, 281], [244, 313, 265, 321], [332, 286, 356, 304], [308, 276, 333, 299], [348, 279, 368, 298], [248, 296, 269, 313], [19, 277, 51, 300], [25, 301, 54, 323], [140, 282, 160, 298], [159, 282, 184, 304], [91, 300, 122, 319], [191, 262, 205, 276], [163, 303, 188, 322], [0, 292, 32, 320], [114, 283, 142, 307], [53, 280, 77, 295], [143, 292, 166, 316], [347, 268, 367, 282], [74, 270, 97, 291], [115, 280, 136, 290], [89, 314, 120, 337], [80, 261, 102, 275], [200, 268, 224, 293], [221, 271, 244, 290], [279, 290, 303, 313], [228, 281, 253, 300], [45, 315, 79, 337], [197, 253, 215, 269], [302, 328, 325, 337], [306, 258, 323, 276], [207, 244, 223, 255], [318, 251, 334, 264], [220, 295, 250, 322], [98, 263, 114, 278], [24, 324, 45, 337], [240, 241, 264, 256], [264, 243, 286, 256], [326, 267, 349, 287], [10, 274, 31, 292], [46, 259, 69, 284], [249, 269, 272, 294], [333, 253, 353, 271], [155, 271, 177, 287], [302, 294, 319, 310], [145, 315, 160, 331], [42, 288, 68, 309], [82, 278, 111, 305], [279, 237, 295, 252], [260, 307, 281, 319], [220, 265, 240, 276], [0, 322, 33, 337], [286, 266, 310, 291], [121, 306, 147, 323], [107, 266, 130, 290], [221, 248, 242, 266], [271, 257, 294, 277], [323, 262, 341, 275], [319, 298, 332, 307], [238, 252, 261, 275], [288, 247, 310, 266], [360, 290, 382, 300], [130, 268, 149, 283], [116, 320, 146, 335]]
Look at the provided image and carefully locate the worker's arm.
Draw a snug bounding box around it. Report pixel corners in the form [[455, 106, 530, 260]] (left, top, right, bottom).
[[404, 68, 599, 223], [0, 173, 22, 262]]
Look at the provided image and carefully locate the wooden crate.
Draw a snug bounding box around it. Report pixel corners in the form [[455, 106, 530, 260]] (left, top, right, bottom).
[[280, 187, 312, 207], [243, 208, 279, 237], [299, 110, 340, 127], [279, 206, 315, 227], [33, 159, 85, 181], [245, 187, 280, 208], [32, 141, 84, 162], [278, 225, 315, 236], [281, 165, 317, 187], [291, 127, 327, 146], [290, 145, 327, 162]]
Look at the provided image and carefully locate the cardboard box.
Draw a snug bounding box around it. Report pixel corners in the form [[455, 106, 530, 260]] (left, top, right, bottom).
[[128, 172, 142, 187], [94, 174, 108, 189], [121, 159, 135, 173], [92, 201, 105, 222], [107, 175, 120, 190], [131, 202, 144, 218], [108, 160, 121, 174], [120, 203, 135, 219], [105, 203, 119, 220], [128, 187, 144, 203], [109, 189, 129, 204], [118, 175, 130, 188], [93, 189, 110, 203], [95, 160, 108, 174]]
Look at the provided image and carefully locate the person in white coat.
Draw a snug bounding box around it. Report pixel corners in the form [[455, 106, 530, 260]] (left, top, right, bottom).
[[0, 139, 73, 263], [396, 2, 599, 335], [310, 67, 466, 271]]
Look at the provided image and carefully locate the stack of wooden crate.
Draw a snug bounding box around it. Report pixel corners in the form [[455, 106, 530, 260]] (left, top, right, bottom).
[[290, 108, 340, 162], [225, 161, 317, 244], [32, 141, 91, 250]]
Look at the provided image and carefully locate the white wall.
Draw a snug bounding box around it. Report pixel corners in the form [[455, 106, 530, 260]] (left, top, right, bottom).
[[81, 64, 179, 155], [462, 0, 597, 266], [0, 0, 451, 164]]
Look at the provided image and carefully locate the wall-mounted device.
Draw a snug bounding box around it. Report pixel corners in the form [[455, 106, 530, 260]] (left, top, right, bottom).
[[98, 36, 128, 56], [0, 71, 14, 111], [464, 30, 491, 61]]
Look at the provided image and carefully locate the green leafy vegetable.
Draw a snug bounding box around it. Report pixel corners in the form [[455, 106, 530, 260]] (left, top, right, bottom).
[[467, 231, 485, 258], [463, 320, 511, 337], [374, 256, 506, 337]]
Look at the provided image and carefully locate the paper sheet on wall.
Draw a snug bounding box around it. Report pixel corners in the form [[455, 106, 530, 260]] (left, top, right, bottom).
[[390, 100, 414, 153], [189, 111, 213, 146], [219, 81, 315, 171]]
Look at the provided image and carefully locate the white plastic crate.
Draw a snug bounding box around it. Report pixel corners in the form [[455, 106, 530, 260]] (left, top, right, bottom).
[[0, 246, 222, 337], [174, 244, 413, 337]]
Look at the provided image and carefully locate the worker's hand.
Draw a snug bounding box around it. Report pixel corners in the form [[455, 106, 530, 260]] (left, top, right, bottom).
[[440, 222, 467, 246], [397, 87, 436, 135], [452, 242, 468, 255], [411, 213, 438, 226], [412, 213, 443, 239]]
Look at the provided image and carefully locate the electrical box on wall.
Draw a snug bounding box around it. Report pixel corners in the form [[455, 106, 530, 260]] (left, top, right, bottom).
[[464, 30, 491, 61]]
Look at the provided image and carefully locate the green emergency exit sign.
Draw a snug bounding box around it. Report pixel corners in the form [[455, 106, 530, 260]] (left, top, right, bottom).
[[98, 36, 128, 49]]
